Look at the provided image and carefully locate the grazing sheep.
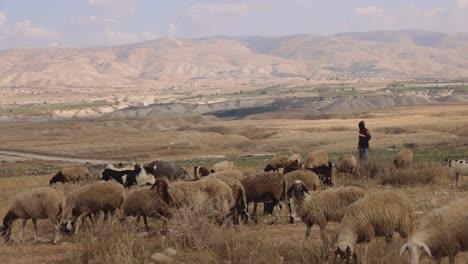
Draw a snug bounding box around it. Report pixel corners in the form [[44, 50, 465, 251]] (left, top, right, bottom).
[[49, 166, 91, 185], [210, 161, 235, 173], [335, 154, 357, 175], [446, 159, 468, 188], [264, 155, 289, 172], [1, 187, 64, 244], [400, 196, 468, 264], [144, 160, 193, 181], [151, 177, 235, 222], [200, 170, 249, 223], [287, 181, 365, 242], [101, 164, 154, 188], [194, 165, 210, 178], [283, 159, 302, 174], [283, 170, 323, 223], [393, 148, 414, 169], [240, 171, 286, 223], [288, 154, 303, 167], [62, 181, 125, 235], [121, 186, 168, 230], [304, 150, 329, 169], [335, 191, 415, 264], [308, 162, 333, 187]]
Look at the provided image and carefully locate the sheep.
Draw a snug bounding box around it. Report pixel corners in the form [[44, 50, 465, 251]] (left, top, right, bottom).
[[287, 181, 365, 243], [144, 160, 193, 181], [62, 181, 125, 235], [264, 155, 289, 172], [1, 187, 64, 244], [210, 161, 235, 173], [308, 162, 333, 187], [101, 164, 154, 188], [335, 191, 415, 264], [49, 166, 91, 185], [121, 186, 169, 231], [283, 170, 323, 223], [199, 170, 249, 223], [335, 154, 357, 175], [304, 150, 329, 169], [393, 148, 414, 169], [151, 177, 235, 222], [288, 154, 303, 167], [240, 171, 286, 223], [400, 196, 468, 264], [446, 159, 468, 188]]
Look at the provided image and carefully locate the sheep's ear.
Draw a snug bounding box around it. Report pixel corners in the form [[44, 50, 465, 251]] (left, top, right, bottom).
[[399, 243, 408, 257], [421, 242, 431, 257], [286, 185, 295, 196]]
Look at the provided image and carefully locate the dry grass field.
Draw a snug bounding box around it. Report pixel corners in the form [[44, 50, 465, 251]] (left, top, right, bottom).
[[0, 104, 467, 264]]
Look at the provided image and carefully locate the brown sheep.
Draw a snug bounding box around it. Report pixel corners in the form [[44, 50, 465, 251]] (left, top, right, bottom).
[[335, 154, 357, 174], [393, 148, 413, 169], [264, 155, 289, 172], [304, 150, 328, 169]]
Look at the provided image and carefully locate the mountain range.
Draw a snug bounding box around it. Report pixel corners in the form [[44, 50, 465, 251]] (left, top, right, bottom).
[[1, 29, 468, 88]]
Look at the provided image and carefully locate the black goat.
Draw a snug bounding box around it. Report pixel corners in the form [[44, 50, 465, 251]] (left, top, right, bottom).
[[307, 162, 333, 187], [101, 165, 146, 188]]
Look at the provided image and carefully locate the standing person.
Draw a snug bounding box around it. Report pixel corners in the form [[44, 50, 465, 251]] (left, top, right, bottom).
[[358, 120, 371, 162]]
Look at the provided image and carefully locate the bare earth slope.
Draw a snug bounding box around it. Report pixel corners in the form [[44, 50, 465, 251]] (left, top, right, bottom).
[[1, 30, 468, 88]]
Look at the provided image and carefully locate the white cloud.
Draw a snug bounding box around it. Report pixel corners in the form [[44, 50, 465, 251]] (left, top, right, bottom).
[[168, 23, 177, 35], [458, 0, 468, 9], [11, 20, 60, 40], [355, 6, 384, 16], [104, 29, 158, 45], [69, 15, 117, 28], [0, 12, 5, 30], [85, 0, 136, 16]]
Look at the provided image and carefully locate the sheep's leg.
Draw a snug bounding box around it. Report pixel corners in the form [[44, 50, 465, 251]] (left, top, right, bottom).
[[74, 214, 85, 235], [143, 215, 149, 231], [286, 198, 294, 224], [17, 219, 27, 243], [448, 256, 454, 264], [362, 242, 369, 264], [252, 202, 258, 223], [271, 201, 281, 224], [305, 224, 313, 238], [32, 219, 38, 241], [49, 217, 60, 244]]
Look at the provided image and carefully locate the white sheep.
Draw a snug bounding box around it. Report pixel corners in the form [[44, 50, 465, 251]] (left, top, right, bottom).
[[335, 191, 415, 264], [210, 161, 235, 173], [1, 187, 64, 244], [447, 159, 468, 188], [287, 181, 365, 242], [62, 181, 125, 235], [400, 196, 468, 264], [335, 154, 357, 174]]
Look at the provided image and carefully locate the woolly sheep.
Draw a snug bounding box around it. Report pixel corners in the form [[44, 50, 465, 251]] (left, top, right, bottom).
[[144, 160, 193, 181], [288, 154, 303, 167], [335, 191, 415, 264], [393, 148, 414, 169], [304, 150, 329, 169], [210, 161, 235, 173], [200, 170, 249, 223], [62, 181, 125, 235], [240, 171, 286, 223], [283, 170, 323, 223], [121, 186, 168, 230], [49, 166, 91, 185], [283, 159, 302, 174], [151, 177, 235, 222], [287, 181, 365, 242], [446, 159, 468, 188], [264, 155, 289, 172], [400, 196, 468, 264], [335, 154, 357, 174], [1, 187, 64, 244]]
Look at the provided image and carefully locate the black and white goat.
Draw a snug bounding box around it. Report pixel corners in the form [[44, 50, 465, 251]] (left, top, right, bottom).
[[101, 164, 154, 188]]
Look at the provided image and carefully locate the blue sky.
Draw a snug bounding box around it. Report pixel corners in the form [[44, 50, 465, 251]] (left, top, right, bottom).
[[0, 0, 467, 49]]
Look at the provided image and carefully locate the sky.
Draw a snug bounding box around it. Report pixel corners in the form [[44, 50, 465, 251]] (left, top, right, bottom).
[[0, 0, 467, 49]]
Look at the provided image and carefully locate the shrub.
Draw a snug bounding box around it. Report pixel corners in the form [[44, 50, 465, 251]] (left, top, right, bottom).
[[380, 162, 446, 186]]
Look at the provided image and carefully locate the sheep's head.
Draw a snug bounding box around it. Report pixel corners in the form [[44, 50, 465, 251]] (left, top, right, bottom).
[[0, 223, 12, 242], [194, 166, 210, 177], [264, 164, 274, 172], [399, 239, 431, 264], [283, 160, 300, 174], [151, 177, 172, 205], [335, 242, 357, 263], [287, 180, 309, 199]]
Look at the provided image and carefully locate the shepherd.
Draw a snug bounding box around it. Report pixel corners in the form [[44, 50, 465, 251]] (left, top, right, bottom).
[[357, 120, 371, 162]]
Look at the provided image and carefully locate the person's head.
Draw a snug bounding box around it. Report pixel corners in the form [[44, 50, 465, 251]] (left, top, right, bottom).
[[358, 120, 365, 129]]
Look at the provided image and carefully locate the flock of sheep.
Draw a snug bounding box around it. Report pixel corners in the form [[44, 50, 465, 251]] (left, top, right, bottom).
[[1, 149, 468, 264]]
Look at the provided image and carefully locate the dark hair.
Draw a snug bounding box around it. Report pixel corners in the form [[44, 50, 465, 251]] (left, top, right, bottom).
[[358, 120, 365, 129]]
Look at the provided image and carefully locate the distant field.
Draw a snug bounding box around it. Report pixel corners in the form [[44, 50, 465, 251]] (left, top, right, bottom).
[[0, 100, 111, 114]]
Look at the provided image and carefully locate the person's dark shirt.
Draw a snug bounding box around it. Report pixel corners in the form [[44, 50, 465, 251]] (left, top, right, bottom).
[[358, 128, 371, 148]]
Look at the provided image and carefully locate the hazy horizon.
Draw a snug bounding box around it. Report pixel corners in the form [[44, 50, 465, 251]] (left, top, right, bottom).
[[1, 0, 468, 49]]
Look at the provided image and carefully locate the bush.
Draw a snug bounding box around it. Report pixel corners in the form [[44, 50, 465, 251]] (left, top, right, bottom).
[[380, 162, 446, 186]]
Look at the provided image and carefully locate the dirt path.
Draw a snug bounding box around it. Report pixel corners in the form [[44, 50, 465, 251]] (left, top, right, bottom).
[[0, 150, 115, 164]]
